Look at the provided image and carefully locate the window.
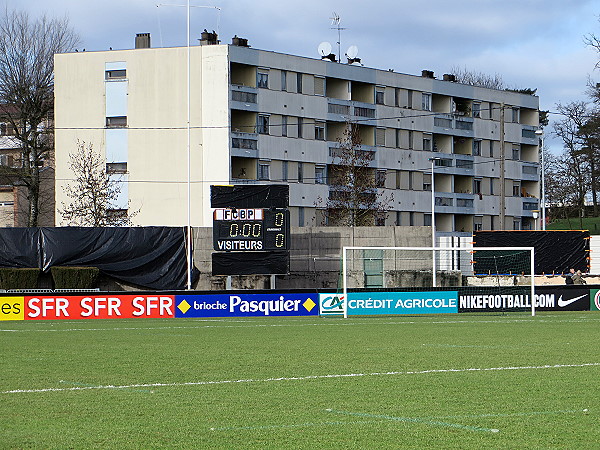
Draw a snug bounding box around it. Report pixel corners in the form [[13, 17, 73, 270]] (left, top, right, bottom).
[[298, 206, 304, 226], [297, 161, 304, 183], [106, 116, 127, 128], [408, 171, 414, 190], [473, 140, 482, 156], [422, 93, 431, 111], [314, 76, 325, 96], [489, 141, 494, 158], [297, 117, 303, 138], [281, 115, 288, 137], [512, 107, 520, 123], [512, 145, 520, 160], [376, 170, 386, 188], [296, 72, 303, 93], [375, 128, 386, 147], [473, 178, 482, 194], [396, 211, 401, 226], [423, 134, 432, 151], [408, 130, 414, 149], [513, 218, 521, 230], [395, 129, 401, 148], [424, 214, 432, 227], [395, 88, 400, 107], [105, 69, 126, 80], [257, 115, 269, 134], [407, 90, 413, 109], [423, 173, 431, 191], [282, 160, 288, 181], [472, 102, 481, 118], [474, 217, 483, 231], [489, 178, 495, 195], [258, 161, 270, 180], [315, 165, 326, 184], [513, 182, 521, 197], [315, 121, 325, 140], [257, 71, 269, 88], [409, 211, 415, 226], [281, 70, 287, 91], [375, 88, 385, 105], [106, 162, 127, 174]]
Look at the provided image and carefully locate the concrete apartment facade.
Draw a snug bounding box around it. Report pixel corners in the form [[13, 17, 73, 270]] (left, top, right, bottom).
[[54, 34, 540, 235]]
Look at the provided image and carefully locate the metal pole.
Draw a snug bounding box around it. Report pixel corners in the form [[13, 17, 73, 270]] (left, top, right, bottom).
[[431, 158, 437, 287], [541, 134, 546, 230], [186, 0, 192, 290]]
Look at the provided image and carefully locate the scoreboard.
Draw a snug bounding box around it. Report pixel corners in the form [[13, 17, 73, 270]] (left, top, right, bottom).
[[212, 208, 289, 251]]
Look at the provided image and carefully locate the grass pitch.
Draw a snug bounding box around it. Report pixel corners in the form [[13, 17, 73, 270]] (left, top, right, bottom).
[[1, 312, 599, 448]]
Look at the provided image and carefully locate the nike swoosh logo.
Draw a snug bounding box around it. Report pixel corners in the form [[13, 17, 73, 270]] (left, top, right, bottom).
[[558, 294, 587, 307]]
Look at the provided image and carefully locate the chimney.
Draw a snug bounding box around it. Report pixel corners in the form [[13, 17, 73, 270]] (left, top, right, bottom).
[[231, 35, 250, 47], [199, 29, 219, 45], [443, 74, 456, 82], [135, 33, 151, 49], [421, 70, 435, 79]]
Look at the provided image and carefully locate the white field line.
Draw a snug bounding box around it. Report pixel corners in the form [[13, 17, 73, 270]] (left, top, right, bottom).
[[2, 362, 599, 395], [1, 317, 599, 333]]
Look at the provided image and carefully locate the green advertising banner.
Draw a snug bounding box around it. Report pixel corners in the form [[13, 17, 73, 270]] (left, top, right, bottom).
[[591, 289, 600, 311]]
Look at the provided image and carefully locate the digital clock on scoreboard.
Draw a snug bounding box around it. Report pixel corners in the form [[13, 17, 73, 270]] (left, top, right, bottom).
[[212, 208, 289, 251]]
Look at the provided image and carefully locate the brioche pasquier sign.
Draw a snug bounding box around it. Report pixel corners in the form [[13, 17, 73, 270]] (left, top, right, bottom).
[[22, 295, 175, 320]]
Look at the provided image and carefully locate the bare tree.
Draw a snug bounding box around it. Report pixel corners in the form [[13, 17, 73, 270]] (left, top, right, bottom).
[[0, 8, 79, 226], [552, 102, 593, 221], [59, 141, 136, 226], [316, 122, 392, 226], [449, 66, 505, 90]]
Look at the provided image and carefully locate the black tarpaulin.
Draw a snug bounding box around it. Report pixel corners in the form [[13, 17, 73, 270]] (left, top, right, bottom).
[[210, 185, 289, 208], [0, 228, 40, 268], [473, 230, 590, 274], [0, 227, 198, 290], [212, 251, 289, 275]]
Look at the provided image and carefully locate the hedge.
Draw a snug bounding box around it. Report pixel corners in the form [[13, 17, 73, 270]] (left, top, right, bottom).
[[51, 267, 100, 290], [0, 268, 40, 290]]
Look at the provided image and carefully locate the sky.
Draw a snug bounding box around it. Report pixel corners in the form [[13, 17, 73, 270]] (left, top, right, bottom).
[[8, 0, 600, 151]]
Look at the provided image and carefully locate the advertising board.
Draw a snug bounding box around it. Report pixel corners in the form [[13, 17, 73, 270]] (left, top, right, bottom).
[[458, 288, 589, 312], [175, 293, 318, 318], [0, 295, 175, 320], [320, 292, 459, 315]]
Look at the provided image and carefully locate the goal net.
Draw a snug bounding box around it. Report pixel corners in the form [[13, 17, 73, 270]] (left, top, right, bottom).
[[337, 246, 535, 318]]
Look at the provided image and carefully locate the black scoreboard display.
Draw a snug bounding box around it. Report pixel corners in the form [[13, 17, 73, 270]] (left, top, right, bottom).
[[213, 208, 289, 251]]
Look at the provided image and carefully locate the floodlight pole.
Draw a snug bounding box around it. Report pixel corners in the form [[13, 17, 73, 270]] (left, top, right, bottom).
[[535, 129, 545, 230], [429, 157, 441, 287]]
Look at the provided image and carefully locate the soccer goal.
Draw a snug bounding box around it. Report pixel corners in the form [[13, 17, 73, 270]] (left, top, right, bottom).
[[340, 246, 535, 318]]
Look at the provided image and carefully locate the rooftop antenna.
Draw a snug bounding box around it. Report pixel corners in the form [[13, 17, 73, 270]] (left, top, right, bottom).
[[156, 3, 221, 47], [330, 12, 346, 63]]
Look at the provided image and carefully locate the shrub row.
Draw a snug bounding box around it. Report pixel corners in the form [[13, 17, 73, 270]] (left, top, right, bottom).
[[0, 267, 99, 290]]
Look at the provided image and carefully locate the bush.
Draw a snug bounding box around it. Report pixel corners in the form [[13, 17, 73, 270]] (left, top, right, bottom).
[[0, 268, 40, 290], [51, 267, 100, 290]]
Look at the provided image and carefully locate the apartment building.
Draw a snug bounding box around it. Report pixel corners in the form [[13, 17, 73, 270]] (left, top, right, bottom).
[[54, 33, 540, 234]]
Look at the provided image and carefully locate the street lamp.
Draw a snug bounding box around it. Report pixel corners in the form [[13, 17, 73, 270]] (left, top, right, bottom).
[[532, 210, 539, 231], [429, 157, 441, 287], [535, 129, 545, 230]]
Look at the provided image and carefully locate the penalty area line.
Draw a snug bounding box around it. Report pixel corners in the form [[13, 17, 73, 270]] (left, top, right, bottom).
[[2, 362, 600, 395]]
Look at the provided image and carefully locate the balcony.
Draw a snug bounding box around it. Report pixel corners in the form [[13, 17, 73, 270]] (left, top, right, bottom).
[[433, 113, 474, 136], [434, 192, 475, 214], [230, 85, 258, 111], [231, 131, 258, 158], [328, 144, 376, 166]]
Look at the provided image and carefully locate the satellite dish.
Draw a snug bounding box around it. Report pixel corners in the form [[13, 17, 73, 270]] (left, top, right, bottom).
[[346, 45, 359, 59], [318, 41, 332, 57]]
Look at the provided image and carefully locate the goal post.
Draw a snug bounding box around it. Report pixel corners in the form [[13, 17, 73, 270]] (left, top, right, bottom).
[[341, 246, 535, 318]]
